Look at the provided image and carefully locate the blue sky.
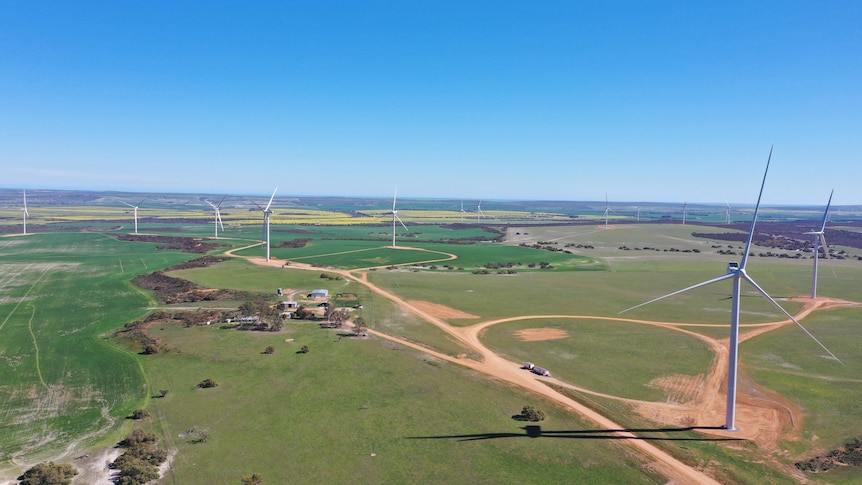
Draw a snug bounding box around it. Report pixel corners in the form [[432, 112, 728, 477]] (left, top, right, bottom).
[[2, 1, 860, 204]]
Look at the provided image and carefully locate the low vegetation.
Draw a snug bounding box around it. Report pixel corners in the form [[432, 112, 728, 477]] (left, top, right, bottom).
[[110, 429, 167, 485], [16, 462, 78, 485]]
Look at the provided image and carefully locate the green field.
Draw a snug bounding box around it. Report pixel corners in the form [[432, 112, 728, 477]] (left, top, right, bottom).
[[2, 216, 862, 484], [0, 233, 193, 468]]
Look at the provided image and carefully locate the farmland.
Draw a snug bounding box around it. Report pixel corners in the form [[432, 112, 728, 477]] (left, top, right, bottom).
[[1, 194, 862, 484]]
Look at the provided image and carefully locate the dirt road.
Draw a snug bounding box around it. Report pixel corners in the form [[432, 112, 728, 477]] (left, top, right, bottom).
[[236, 245, 859, 483]]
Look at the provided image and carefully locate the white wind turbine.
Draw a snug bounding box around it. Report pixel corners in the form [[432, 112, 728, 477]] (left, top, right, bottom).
[[460, 200, 466, 223], [390, 188, 408, 247], [806, 190, 834, 299], [636, 206, 640, 223], [477, 201, 485, 223], [122, 197, 147, 235], [21, 190, 29, 235], [725, 202, 732, 224], [252, 188, 278, 261], [602, 194, 610, 228], [621, 147, 841, 431], [682, 200, 688, 225], [204, 196, 227, 239]]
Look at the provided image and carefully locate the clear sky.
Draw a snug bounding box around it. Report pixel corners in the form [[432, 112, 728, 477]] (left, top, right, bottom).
[[2, 1, 860, 205]]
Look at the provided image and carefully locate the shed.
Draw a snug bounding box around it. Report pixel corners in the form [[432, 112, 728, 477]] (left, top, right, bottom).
[[278, 301, 298, 310], [310, 289, 329, 299]]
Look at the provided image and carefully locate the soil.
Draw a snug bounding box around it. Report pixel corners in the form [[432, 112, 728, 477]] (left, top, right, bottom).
[[407, 300, 479, 320], [514, 327, 569, 341]]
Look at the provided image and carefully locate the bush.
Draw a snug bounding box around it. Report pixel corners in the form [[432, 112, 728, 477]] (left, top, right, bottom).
[[197, 378, 219, 389], [298, 345, 309, 354], [512, 405, 545, 422], [263, 346, 275, 354], [17, 462, 78, 485], [241, 473, 264, 484], [130, 409, 150, 420]]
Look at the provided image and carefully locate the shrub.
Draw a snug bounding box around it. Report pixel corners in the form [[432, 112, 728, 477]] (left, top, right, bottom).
[[131, 409, 150, 420], [512, 405, 545, 422], [17, 462, 78, 485], [264, 346, 275, 354], [197, 378, 219, 389]]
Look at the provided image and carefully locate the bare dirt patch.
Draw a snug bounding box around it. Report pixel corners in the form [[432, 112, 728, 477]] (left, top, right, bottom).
[[514, 327, 569, 342], [407, 300, 479, 320]]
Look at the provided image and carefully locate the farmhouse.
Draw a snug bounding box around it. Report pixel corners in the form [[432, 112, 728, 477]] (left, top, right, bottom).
[[310, 289, 329, 299]]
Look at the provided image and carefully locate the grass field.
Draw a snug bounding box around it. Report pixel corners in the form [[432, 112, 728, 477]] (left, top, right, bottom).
[[0, 233, 192, 471], [142, 323, 666, 485], [2, 216, 862, 484]]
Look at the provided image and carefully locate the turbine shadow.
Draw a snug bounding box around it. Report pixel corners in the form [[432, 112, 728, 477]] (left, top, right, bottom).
[[408, 425, 744, 442]]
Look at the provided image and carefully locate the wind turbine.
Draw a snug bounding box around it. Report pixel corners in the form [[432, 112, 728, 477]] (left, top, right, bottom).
[[477, 201, 485, 224], [682, 200, 688, 225], [621, 147, 840, 431], [603, 194, 610, 228], [460, 200, 466, 223], [252, 187, 278, 261], [21, 190, 29, 235], [636, 206, 640, 223], [390, 188, 408, 247], [725, 203, 732, 224], [122, 197, 147, 235], [805, 190, 834, 299], [204, 196, 227, 239]]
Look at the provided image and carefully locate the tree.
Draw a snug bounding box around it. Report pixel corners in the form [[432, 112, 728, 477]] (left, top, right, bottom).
[[515, 405, 545, 422], [263, 346, 275, 354], [17, 462, 78, 485], [197, 378, 219, 389], [241, 473, 264, 484], [353, 317, 367, 335], [131, 409, 150, 420]]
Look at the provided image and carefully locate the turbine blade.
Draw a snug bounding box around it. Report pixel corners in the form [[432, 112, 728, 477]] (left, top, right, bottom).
[[122, 202, 136, 208], [740, 146, 773, 270], [818, 189, 834, 232], [217, 195, 227, 208], [395, 213, 408, 231], [205, 200, 217, 209], [264, 187, 278, 211], [819, 234, 830, 260], [217, 211, 225, 231], [22, 190, 29, 216], [137, 197, 148, 206], [742, 274, 842, 364], [619, 272, 736, 314], [819, 234, 838, 278]]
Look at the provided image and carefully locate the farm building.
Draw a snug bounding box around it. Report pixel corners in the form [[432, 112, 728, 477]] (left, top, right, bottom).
[[277, 301, 298, 310], [310, 289, 329, 299]]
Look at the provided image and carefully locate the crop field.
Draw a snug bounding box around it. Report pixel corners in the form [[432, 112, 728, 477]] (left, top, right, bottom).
[[2, 203, 862, 484], [0, 233, 193, 472]]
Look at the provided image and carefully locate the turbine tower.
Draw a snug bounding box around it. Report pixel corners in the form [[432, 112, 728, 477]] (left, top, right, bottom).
[[122, 197, 147, 235], [21, 190, 29, 235], [636, 206, 640, 223], [460, 200, 466, 223], [390, 188, 408, 247], [603, 194, 610, 228], [682, 200, 688, 225], [621, 147, 840, 431], [477, 201, 485, 224], [806, 190, 834, 299], [725, 203, 732, 224], [204, 196, 227, 239], [253, 188, 278, 261]]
